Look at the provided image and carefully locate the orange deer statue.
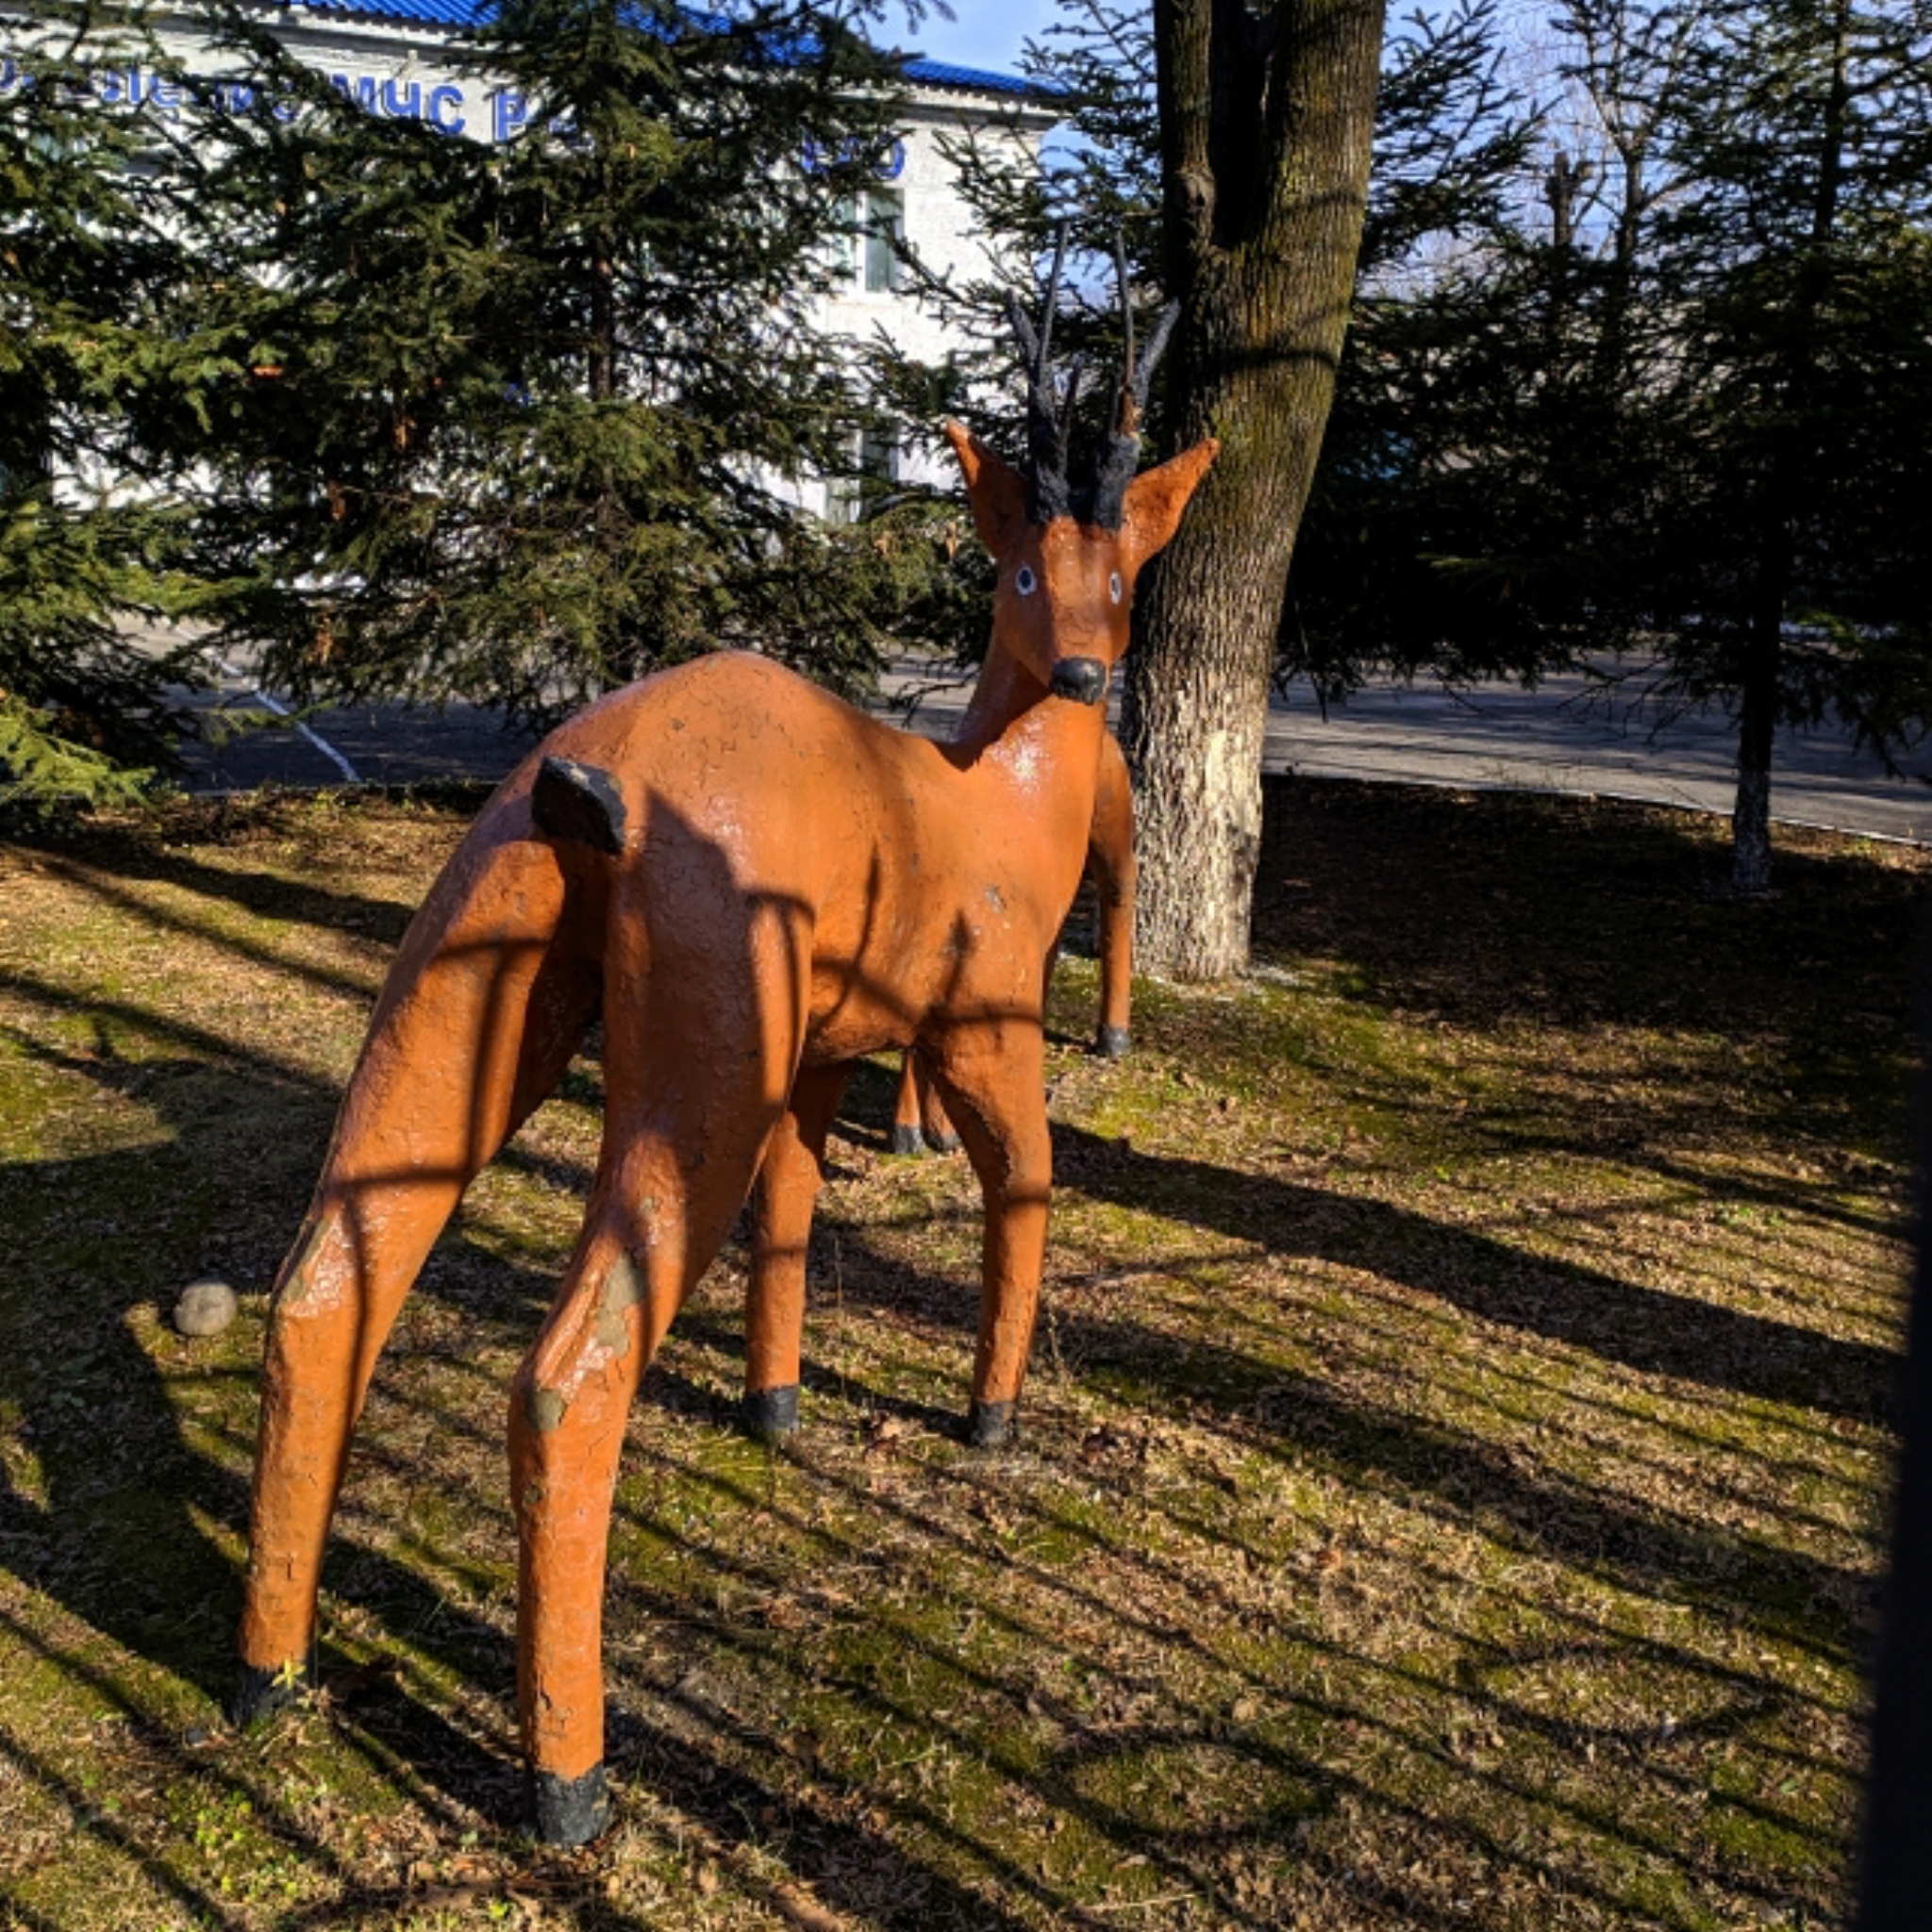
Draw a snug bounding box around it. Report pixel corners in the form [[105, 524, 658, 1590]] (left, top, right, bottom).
[[232, 256, 1214, 1846]]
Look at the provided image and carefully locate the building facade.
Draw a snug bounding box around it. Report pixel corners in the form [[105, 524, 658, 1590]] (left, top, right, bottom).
[[3, 3, 1052, 509]]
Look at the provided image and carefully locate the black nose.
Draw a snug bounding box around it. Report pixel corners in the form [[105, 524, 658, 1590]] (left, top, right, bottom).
[[1049, 657, 1108, 706]]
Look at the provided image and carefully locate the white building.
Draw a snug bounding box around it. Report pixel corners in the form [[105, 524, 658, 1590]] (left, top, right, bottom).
[[3, 3, 1055, 511]]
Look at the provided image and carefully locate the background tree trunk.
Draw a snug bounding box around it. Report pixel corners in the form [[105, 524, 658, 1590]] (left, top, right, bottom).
[[1727, 0, 1849, 896], [1123, 0, 1387, 980], [1731, 609, 1778, 894]]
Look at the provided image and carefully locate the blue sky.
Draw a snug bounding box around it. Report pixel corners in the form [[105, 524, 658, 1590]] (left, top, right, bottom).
[[891, 0, 1059, 79]]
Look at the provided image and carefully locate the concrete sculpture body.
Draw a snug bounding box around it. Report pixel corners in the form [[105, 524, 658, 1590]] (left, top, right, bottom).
[[234, 270, 1214, 1845]]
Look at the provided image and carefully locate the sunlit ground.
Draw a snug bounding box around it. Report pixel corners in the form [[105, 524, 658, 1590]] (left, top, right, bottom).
[[0, 779, 1918, 1930]]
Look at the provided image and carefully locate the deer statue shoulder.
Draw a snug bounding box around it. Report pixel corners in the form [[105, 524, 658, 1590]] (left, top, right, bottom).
[[231, 255, 1215, 1847]]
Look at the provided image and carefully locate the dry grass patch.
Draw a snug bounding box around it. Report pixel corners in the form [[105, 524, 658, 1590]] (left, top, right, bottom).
[[0, 778, 1919, 1931]]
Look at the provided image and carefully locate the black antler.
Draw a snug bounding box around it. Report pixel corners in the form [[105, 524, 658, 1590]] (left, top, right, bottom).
[[1003, 225, 1179, 529], [1090, 234, 1179, 531], [1006, 222, 1074, 523]]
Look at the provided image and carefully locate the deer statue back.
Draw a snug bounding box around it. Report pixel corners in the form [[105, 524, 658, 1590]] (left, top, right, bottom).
[[232, 258, 1215, 1846]]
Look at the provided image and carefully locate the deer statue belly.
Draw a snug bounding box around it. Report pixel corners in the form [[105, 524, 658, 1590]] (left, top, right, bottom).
[[232, 255, 1215, 1847]]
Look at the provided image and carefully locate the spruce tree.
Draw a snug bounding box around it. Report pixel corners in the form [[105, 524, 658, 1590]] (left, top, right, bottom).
[[1639, 0, 1932, 891], [1, 5, 214, 810], [1313, 0, 1932, 892], [187, 0, 958, 729]]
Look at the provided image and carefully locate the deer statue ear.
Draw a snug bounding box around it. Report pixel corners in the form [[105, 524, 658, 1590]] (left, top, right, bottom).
[[1123, 438, 1219, 567], [944, 421, 1030, 558]]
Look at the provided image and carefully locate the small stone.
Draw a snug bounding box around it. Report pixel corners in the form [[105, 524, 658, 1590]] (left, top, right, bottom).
[[174, 1279, 239, 1338]]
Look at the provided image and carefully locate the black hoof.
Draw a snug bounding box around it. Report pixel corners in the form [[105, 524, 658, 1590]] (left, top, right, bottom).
[[890, 1124, 926, 1158], [530, 1762, 610, 1847], [925, 1128, 963, 1156], [966, 1399, 1016, 1448], [1094, 1024, 1130, 1060], [742, 1383, 800, 1439], [229, 1658, 311, 1728]]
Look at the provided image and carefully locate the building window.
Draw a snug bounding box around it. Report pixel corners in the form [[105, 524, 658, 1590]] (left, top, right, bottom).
[[831, 187, 903, 292], [863, 188, 902, 291], [833, 193, 859, 283], [826, 428, 896, 524]]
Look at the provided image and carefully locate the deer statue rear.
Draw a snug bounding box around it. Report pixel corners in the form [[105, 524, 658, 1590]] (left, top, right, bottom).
[[233, 254, 1215, 1845]]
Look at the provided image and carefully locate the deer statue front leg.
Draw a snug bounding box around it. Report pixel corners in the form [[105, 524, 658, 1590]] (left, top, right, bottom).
[[762, 1027, 1049, 1444], [924, 1016, 1054, 1448], [890, 731, 1139, 1159]]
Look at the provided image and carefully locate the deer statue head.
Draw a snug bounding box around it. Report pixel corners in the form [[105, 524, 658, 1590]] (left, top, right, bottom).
[[944, 231, 1219, 705]]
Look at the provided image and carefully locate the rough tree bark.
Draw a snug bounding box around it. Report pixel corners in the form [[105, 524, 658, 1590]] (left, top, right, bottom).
[[1122, 0, 1387, 979]]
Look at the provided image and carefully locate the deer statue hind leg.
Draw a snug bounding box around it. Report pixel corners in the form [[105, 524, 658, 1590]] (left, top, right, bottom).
[[236, 807, 602, 1723], [742, 1061, 850, 1438], [1091, 731, 1136, 1059], [889, 1051, 925, 1158], [919, 1060, 962, 1153], [511, 855, 810, 1844]]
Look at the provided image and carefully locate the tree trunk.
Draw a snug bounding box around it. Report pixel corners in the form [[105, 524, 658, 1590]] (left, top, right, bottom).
[[1729, 0, 1848, 897], [590, 215, 617, 402], [1730, 611, 1778, 895], [1124, 0, 1387, 979]]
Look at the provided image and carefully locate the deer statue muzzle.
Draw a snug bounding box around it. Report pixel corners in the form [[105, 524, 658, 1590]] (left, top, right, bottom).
[[1050, 657, 1108, 704], [232, 241, 1215, 1847]]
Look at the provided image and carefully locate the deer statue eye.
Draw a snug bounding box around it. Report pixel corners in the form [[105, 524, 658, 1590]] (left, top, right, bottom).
[[1109, 572, 1124, 604], [1014, 565, 1038, 596]]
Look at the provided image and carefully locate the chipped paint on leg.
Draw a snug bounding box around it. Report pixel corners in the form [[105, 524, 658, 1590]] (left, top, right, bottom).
[[270, 1213, 346, 1319], [592, 1250, 643, 1357]]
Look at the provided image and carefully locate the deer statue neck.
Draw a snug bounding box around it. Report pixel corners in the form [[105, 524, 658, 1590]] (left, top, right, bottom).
[[941, 551, 1114, 887], [953, 620, 1103, 756]]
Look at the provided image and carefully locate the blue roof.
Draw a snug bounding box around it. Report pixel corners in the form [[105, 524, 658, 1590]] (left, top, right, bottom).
[[283, 0, 1038, 95], [898, 56, 1033, 98]]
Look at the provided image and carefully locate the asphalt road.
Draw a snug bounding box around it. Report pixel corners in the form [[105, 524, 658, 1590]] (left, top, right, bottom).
[[173, 650, 1932, 845], [1265, 672, 1932, 844]]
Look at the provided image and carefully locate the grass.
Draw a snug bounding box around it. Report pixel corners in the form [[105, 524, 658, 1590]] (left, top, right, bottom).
[[0, 775, 1921, 1931]]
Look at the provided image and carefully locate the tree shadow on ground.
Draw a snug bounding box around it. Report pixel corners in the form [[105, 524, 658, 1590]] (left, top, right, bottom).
[[1049, 1124, 1898, 1427], [793, 1183, 1869, 1664], [1253, 774, 1925, 1041], [14, 808, 425, 952], [3, 778, 1907, 1929]]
